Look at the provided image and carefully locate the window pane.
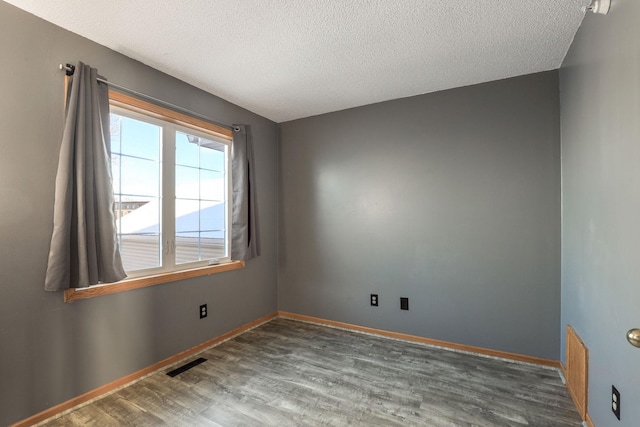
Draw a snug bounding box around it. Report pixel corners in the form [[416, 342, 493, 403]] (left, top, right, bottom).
[[201, 201, 225, 231], [116, 196, 160, 233], [175, 231, 225, 264], [200, 170, 224, 201], [110, 112, 162, 273], [119, 234, 161, 271], [175, 132, 199, 167], [119, 116, 161, 161], [200, 145, 225, 172], [175, 232, 200, 264], [175, 130, 228, 263], [175, 199, 200, 233], [175, 165, 199, 199], [121, 157, 160, 197], [175, 199, 225, 263], [115, 196, 160, 271], [200, 231, 225, 260]]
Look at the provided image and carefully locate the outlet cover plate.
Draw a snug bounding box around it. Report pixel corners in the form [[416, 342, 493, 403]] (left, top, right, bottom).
[[400, 297, 409, 310], [612, 385, 620, 420], [200, 304, 208, 319], [370, 294, 378, 306]]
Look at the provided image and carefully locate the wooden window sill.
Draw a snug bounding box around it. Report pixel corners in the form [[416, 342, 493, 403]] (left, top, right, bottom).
[[63, 261, 245, 302]]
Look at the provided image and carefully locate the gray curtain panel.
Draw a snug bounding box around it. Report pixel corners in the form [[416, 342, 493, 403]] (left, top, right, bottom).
[[45, 62, 126, 291], [231, 125, 261, 261]]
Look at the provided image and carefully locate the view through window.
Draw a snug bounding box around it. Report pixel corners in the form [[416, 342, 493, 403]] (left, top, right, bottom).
[[110, 104, 231, 275]]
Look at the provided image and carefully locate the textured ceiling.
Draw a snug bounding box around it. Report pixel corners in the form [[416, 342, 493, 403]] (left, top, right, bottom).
[[5, 0, 590, 122]]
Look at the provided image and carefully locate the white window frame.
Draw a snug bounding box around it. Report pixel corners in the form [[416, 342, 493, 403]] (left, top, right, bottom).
[[110, 105, 232, 279], [109, 97, 232, 278]]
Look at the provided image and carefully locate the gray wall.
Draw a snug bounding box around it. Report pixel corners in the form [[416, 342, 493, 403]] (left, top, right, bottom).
[[560, 1, 640, 425], [279, 72, 561, 360], [0, 2, 278, 425]]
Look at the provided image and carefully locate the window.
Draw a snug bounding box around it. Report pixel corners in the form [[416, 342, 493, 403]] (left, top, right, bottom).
[[109, 93, 232, 277]]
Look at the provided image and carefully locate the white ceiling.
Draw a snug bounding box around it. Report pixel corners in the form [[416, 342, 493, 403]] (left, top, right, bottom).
[[5, 0, 590, 123]]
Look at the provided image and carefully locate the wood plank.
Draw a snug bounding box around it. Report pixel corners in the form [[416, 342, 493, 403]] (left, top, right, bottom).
[[109, 91, 232, 139], [278, 311, 562, 368], [11, 311, 276, 427], [64, 260, 245, 302], [20, 313, 582, 426], [36, 318, 582, 426]]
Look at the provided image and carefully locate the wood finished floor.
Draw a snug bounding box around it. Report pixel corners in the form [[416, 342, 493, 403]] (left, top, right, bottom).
[[40, 318, 583, 426]]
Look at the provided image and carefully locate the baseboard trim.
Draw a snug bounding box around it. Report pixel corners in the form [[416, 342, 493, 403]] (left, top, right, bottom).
[[12, 312, 278, 427], [278, 311, 562, 369]]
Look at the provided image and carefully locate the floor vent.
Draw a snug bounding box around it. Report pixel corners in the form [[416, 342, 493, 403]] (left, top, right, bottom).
[[166, 357, 207, 377], [566, 325, 588, 420]]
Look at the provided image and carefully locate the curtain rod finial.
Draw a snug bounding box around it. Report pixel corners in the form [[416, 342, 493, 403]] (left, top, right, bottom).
[[59, 63, 75, 76]]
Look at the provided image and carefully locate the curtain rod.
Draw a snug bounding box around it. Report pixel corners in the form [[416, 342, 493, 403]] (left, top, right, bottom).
[[59, 64, 237, 132]]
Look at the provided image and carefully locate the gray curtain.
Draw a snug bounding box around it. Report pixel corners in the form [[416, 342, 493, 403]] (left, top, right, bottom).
[[45, 61, 126, 291], [231, 125, 261, 261]]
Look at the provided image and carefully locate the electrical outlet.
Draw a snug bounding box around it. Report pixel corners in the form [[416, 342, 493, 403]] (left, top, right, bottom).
[[370, 294, 379, 306], [400, 297, 409, 310], [612, 385, 620, 420], [199, 304, 208, 319]]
